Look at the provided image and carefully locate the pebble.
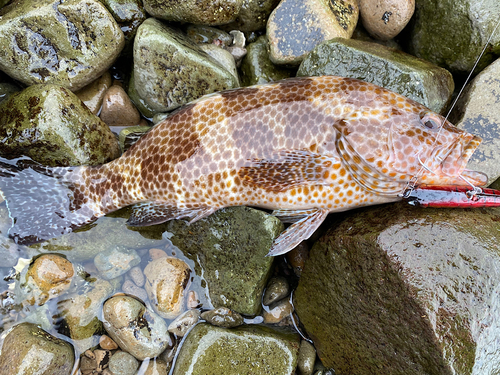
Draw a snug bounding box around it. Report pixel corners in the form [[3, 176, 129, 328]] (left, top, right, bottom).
[[359, 0, 415, 41], [187, 290, 201, 309], [263, 277, 290, 306], [297, 340, 317, 375], [81, 349, 111, 375], [199, 44, 240, 85], [185, 25, 233, 46], [100, 335, 119, 350], [108, 351, 140, 375], [102, 295, 171, 360], [262, 298, 294, 324], [149, 248, 168, 260], [201, 307, 244, 328], [94, 246, 141, 280], [142, 359, 171, 375], [168, 309, 201, 337], [100, 85, 141, 127], [122, 279, 148, 302], [286, 241, 309, 277], [75, 72, 112, 115], [128, 266, 145, 287], [144, 256, 191, 319]]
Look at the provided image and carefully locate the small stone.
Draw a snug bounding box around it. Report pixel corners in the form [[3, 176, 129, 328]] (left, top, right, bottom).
[[199, 44, 240, 85], [128, 266, 145, 287], [143, 359, 171, 375], [286, 241, 309, 277], [100, 85, 141, 127], [94, 247, 141, 280], [144, 256, 191, 319], [108, 351, 140, 375], [149, 248, 168, 260], [187, 290, 201, 309], [262, 298, 294, 324], [297, 340, 316, 375], [100, 335, 119, 350], [122, 279, 148, 302], [201, 307, 244, 328], [185, 25, 233, 46], [94, 350, 112, 372], [263, 277, 290, 306], [118, 125, 152, 152], [75, 72, 112, 115], [359, 0, 415, 41], [168, 309, 201, 337], [80, 354, 97, 375]]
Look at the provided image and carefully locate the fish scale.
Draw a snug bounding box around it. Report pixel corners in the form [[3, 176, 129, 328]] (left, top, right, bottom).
[[0, 76, 488, 255]]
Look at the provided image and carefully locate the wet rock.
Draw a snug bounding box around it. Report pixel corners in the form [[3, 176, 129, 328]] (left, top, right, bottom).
[[144, 256, 191, 319], [148, 247, 168, 260], [75, 72, 113, 115], [143, 359, 171, 375], [267, 0, 359, 65], [102, 295, 171, 360], [0, 82, 20, 106], [0, 84, 121, 166], [408, 0, 500, 74], [221, 0, 281, 32], [100, 85, 141, 127], [122, 279, 148, 302], [172, 323, 300, 375], [185, 25, 233, 46], [297, 340, 316, 375], [262, 298, 293, 324], [0, 0, 124, 91], [80, 349, 111, 375], [449, 58, 500, 186], [263, 276, 290, 306], [240, 35, 294, 86], [199, 44, 240, 85], [144, 0, 243, 25], [127, 71, 157, 119], [297, 38, 454, 114], [133, 18, 238, 114], [94, 246, 141, 280], [294, 202, 500, 374], [108, 351, 140, 375], [0, 322, 75, 375], [168, 309, 201, 337], [118, 124, 151, 152], [286, 241, 309, 277], [359, 0, 415, 41], [100, 334, 119, 350], [201, 307, 244, 328], [166, 206, 284, 316], [58, 278, 115, 352], [187, 290, 201, 309], [129, 266, 145, 287]]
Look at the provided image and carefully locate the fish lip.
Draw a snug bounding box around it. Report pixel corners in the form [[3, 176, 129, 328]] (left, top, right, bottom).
[[441, 134, 481, 174]]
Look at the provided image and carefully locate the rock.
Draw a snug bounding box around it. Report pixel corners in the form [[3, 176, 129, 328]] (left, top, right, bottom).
[[127, 70, 157, 119], [122, 279, 148, 302], [297, 340, 316, 375], [262, 298, 294, 324], [148, 247, 168, 260], [408, 0, 500, 74], [185, 25, 233, 46], [221, 0, 281, 32], [359, 0, 415, 41], [201, 307, 244, 328], [75, 72, 113, 115], [286, 241, 309, 277], [94, 246, 141, 280], [108, 351, 140, 375], [263, 276, 290, 306], [143, 359, 171, 375], [0, 82, 21, 106], [129, 266, 145, 287], [294, 202, 500, 374], [267, 0, 359, 65], [166, 206, 284, 316], [80, 349, 111, 375], [172, 323, 300, 375], [449, 58, 500, 186], [297, 38, 454, 114], [143, 0, 243, 25], [133, 18, 238, 114], [240, 35, 294, 86], [99, 335, 119, 350], [58, 278, 115, 352], [118, 124, 151, 152], [102, 295, 171, 360], [199, 44, 240, 85], [0, 0, 124, 91], [100, 85, 141, 127], [187, 290, 201, 309], [0, 322, 75, 375], [168, 309, 201, 337], [0, 84, 121, 166]]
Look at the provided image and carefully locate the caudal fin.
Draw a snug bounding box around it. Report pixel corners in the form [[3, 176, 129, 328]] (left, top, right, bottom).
[[0, 160, 100, 245]]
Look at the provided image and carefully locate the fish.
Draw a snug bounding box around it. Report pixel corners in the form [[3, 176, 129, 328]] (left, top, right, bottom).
[[0, 76, 488, 256]]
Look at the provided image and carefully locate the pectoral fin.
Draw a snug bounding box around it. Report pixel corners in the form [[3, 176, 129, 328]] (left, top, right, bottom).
[[127, 202, 216, 226], [268, 208, 329, 256]]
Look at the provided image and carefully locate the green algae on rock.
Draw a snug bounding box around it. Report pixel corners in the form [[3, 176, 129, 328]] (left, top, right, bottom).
[[220, 0, 281, 32], [172, 323, 300, 375], [0, 0, 124, 91], [297, 37, 454, 114], [294, 202, 500, 374], [0, 84, 121, 167]]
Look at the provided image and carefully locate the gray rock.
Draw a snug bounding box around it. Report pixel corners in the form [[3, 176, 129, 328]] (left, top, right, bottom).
[[108, 351, 140, 375], [168, 309, 201, 337], [199, 44, 240, 85], [0, 84, 121, 167], [267, 0, 359, 65], [408, 0, 500, 74], [143, 0, 243, 25], [201, 307, 244, 328], [297, 340, 317, 375], [166, 206, 284, 316], [297, 37, 454, 114], [221, 0, 281, 32], [133, 18, 238, 114], [122, 279, 148, 302], [129, 266, 145, 287], [263, 276, 290, 306], [0, 0, 124, 91], [94, 247, 141, 280], [102, 295, 171, 360], [449, 58, 500, 186], [0, 322, 75, 375], [172, 323, 300, 375], [294, 202, 500, 374]]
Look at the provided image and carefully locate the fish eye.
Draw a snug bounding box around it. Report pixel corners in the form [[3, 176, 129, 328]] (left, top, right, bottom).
[[420, 113, 442, 131]]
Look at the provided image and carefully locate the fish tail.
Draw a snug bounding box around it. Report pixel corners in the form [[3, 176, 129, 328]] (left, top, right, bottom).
[[0, 160, 103, 245]]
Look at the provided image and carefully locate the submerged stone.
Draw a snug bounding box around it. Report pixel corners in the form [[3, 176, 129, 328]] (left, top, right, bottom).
[[297, 37, 454, 114], [295, 202, 500, 374]]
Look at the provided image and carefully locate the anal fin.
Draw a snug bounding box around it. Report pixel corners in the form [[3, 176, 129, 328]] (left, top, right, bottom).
[[127, 202, 217, 227], [268, 208, 329, 256]]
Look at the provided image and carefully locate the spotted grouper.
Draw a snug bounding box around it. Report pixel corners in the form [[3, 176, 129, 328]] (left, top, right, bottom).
[[0, 76, 488, 255]]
